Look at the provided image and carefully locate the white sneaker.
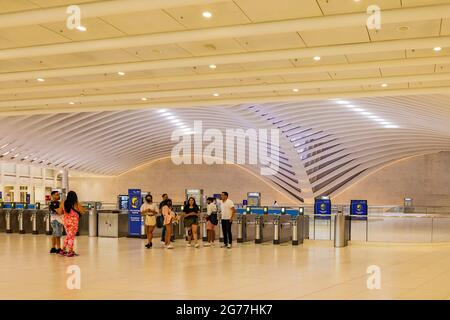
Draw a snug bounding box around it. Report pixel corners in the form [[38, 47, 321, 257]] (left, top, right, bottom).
[[187, 243, 192, 248], [167, 244, 174, 249], [203, 242, 211, 247], [227, 244, 232, 249], [194, 243, 200, 248], [221, 244, 227, 248]]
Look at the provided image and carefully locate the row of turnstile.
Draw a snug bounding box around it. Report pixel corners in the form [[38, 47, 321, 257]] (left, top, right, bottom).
[[0, 206, 349, 248], [0, 207, 91, 236]]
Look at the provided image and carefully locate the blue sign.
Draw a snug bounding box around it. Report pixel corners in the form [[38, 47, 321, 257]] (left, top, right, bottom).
[[350, 200, 368, 221], [128, 189, 142, 237], [315, 199, 331, 220]]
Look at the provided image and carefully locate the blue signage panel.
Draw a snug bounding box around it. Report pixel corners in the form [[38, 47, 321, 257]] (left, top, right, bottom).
[[128, 189, 142, 236], [350, 200, 368, 221], [315, 199, 331, 220]]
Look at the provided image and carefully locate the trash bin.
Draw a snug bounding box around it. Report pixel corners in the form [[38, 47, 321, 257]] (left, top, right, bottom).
[[334, 212, 350, 247], [98, 210, 128, 238]]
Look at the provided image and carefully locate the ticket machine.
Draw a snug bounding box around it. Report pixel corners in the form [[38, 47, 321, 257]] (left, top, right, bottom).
[[247, 192, 261, 207]]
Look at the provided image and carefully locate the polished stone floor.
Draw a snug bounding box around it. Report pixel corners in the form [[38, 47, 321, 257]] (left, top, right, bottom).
[[1, 234, 450, 300]]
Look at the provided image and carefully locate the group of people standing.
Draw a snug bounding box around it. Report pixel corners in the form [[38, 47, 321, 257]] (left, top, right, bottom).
[[140, 191, 236, 249], [47, 190, 236, 256], [49, 190, 85, 257]]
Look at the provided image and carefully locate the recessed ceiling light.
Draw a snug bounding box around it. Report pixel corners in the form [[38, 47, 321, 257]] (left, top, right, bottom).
[[202, 11, 212, 18], [397, 26, 410, 32], [209, 64, 217, 69], [37, 78, 45, 82], [433, 47, 442, 52], [117, 71, 125, 76], [313, 56, 321, 61], [141, 98, 147, 101], [213, 93, 220, 97], [292, 88, 299, 92], [381, 83, 388, 87], [76, 25, 87, 32], [69, 102, 75, 105]]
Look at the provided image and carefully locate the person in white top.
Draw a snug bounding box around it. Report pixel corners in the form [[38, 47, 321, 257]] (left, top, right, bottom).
[[220, 192, 236, 249], [204, 197, 218, 247], [140, 194, 158, 249]]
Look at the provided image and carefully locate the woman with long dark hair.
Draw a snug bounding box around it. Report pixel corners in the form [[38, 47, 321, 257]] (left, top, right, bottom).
[[59, 191, 85, 257], [161, 199, 175, 249], [183, 197, 200, 248]]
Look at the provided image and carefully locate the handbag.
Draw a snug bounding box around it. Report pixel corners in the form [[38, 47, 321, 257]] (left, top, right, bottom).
[[156, 215, 164, 228], [210, 213, 218, 226]]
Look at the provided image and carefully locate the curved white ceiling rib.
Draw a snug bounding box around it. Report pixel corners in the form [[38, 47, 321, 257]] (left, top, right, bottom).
[[246, 94, 450, 199]]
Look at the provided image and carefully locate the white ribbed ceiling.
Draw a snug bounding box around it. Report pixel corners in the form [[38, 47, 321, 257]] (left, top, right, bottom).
[[1, 0, 450, 202]]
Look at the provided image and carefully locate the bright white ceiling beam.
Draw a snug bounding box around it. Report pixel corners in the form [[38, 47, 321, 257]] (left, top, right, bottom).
[[2, 72, 450, 108], [1, 86, 450, 117], [2, 3, 450, 60], [2, 55, 449, 95], [0, 0, 224, 28], [1, 36, 449, 82]]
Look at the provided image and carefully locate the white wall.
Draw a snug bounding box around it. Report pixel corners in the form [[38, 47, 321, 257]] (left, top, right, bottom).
[[70, 158, 298, 205], [333, 151, 450, 206]]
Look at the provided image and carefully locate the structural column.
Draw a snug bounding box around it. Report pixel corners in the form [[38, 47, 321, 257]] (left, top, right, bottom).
[[61, 169, 69, 199]]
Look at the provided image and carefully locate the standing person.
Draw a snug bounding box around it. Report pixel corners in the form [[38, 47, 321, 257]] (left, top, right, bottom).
[[49, 191, 63, 254], [220, 192, 236, 249], [204, 197, 218, 247], [160, 193, 169, 245], [140, 194, 158, 249], [161, 199, 175, 249], [59, 191, 85, 257], [183, 197, 200, 248]]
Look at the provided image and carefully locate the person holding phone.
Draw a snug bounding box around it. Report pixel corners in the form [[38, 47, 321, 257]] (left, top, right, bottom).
[[183, 197, 200, 248], [140, 194, 158, 249]]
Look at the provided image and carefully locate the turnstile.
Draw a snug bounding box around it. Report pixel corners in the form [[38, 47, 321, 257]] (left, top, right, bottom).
[[291, 215, 304, 245], [20, 210, 34, 234], [255, 214, 276, 244], [77, 212, 90, 236], [9, 209, 20, 233], [273, 214, 293, 244], [237, 214, 257, 243], [32, 210, 47, 234], [0, 209, 6, 233]]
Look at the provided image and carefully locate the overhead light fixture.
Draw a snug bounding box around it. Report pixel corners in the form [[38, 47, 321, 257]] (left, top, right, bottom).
[[353, 108, 365, 112], [313, 56, 321, 61], [69, 102, 75, 105], [381, 83, 388, 87], [141, 98, 147, 101], [117, 71, 125, 76], [213, 93, 220, 97], [433, 47, 442, 52], [0, 143, 9, 149], [335, 100, 350, 105], [384, 125, 399, 129], [76, 26, 87, 32], [2, 151, 10, 156], [292, 88, 299, 92], [209, 64, 217, 69], [37, 78, 45, 82], [202, 11, 212, 18], [157, 109, 167, 113], [345, 104, 356, 108]]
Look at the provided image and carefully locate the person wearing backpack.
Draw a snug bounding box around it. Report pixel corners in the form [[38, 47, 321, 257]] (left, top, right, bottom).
[[204, 197, 218, 247], [59, 191, 85, 257]]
